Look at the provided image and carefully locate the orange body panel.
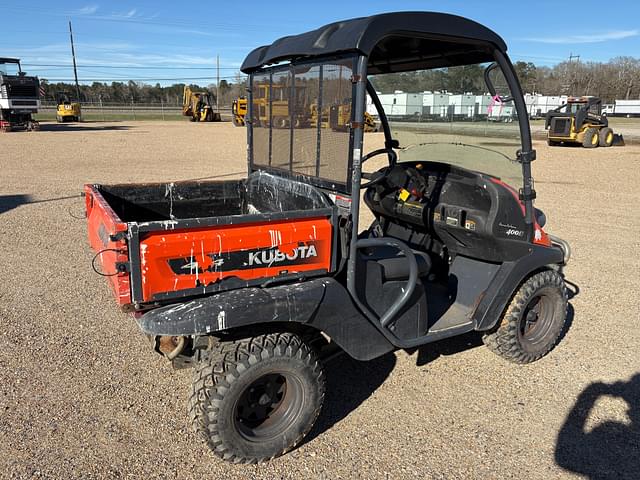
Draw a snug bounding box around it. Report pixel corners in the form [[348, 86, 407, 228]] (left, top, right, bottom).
[[84, 185, 132, 306], [139, 218, 333, 302]]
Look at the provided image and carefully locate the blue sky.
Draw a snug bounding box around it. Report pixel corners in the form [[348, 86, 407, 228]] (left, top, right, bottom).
[[2, 0, 638, 85]]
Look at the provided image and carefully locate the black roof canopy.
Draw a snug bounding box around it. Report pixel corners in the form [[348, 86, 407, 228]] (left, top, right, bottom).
[[241, 12, 507, 74], [0, 58, 21, 64]]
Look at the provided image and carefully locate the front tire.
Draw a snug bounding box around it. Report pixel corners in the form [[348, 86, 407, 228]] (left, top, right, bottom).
[[483, 270, 568, 364], [582, 127, 599, 148], [189, 332, 325, 463], [599, 127, 614, 147]]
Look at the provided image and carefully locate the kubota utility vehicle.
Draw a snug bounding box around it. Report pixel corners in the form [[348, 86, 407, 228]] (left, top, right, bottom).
[[86, 12, 571, 464]]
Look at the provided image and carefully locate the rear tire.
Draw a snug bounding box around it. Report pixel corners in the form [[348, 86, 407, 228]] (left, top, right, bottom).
[[599, 127, 614, 147], [483, 270, 568, 364], [582, 128, 599, 148], [189, 332, 325, 463]]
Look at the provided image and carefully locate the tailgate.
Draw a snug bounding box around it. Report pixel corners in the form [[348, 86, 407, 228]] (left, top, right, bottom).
[[84, 184, 132, 307], [136, 215, 334, 303]]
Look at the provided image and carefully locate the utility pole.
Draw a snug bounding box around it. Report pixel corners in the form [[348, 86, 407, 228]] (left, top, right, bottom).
[[69, 21, 81, 103], [216, 54, 220, 112]]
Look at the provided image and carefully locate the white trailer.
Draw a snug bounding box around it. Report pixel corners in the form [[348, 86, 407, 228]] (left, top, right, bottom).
[[528, 95, 568, 117], [377, 91, 423, 117], [449, 94, 475, 118], [422, 91, 450, 118], [475, 94, 493, 116], [366, 94, 378, 116], [612, 99, 640, 117]]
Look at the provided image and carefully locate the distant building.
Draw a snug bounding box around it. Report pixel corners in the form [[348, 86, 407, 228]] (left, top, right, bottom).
[[422, 91, 450, 118], [376, 91, 423, 117]]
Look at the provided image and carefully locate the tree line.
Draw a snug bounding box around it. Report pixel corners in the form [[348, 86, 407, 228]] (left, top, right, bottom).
[[39, 76, 247, 106], [370, 57, 639, 102], [39, 56, 639, 105]]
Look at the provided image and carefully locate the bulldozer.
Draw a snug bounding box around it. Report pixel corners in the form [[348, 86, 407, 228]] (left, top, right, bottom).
[[56, 93, 81, 122], [182, 86, 221, 122], [545, 96, 623, 148], [231, 96, 247, 126]]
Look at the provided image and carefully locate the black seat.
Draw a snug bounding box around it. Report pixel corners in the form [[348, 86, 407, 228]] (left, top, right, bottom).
[[361, 246, 431, 281]]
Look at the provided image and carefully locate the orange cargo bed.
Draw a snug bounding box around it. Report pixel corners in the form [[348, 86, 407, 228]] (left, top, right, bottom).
[[85, 172, 337, 311]]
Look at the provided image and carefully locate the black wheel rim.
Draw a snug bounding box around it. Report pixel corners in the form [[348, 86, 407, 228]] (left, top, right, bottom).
[[234, 372, 304, 442], [518, 292, 556, 347]]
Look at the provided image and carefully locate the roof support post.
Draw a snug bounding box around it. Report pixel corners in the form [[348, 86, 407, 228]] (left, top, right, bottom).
[[493, 49, 536, 235], [346, 55, 368, 297]]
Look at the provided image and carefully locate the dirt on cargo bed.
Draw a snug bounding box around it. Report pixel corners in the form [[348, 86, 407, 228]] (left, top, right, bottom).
[[1, 120, 639, 479]]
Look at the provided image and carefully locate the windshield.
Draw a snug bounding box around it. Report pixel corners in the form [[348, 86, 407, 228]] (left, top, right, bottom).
[[0, 61, 20, 76], [369, 62, 524, 188]]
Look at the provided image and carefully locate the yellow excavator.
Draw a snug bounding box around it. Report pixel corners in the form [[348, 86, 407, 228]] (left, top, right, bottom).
[[232, 97, 247, 126], [55, 93, 81, 122], [182, 86, 221, 122]]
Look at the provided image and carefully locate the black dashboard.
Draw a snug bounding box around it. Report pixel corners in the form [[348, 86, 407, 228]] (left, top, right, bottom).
[[363, 161, 530, 262]]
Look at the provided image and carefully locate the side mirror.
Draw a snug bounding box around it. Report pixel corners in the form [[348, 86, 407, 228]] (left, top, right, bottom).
[[484, 63, 513, 103], [385, 139, 400, 149]]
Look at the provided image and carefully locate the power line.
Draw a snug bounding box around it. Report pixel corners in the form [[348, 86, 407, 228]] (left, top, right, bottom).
[[23, 63, 241, 70], [41, 76, 240, 82]]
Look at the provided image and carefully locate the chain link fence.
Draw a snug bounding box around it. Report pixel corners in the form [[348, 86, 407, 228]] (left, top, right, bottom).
[[36, 101, 232, 122]]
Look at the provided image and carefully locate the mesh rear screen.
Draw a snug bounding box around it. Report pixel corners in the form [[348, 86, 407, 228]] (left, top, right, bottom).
[[292, 65, 321, 176], [318, 61, 352, 183], [270, 70, 292, 169], [250, 57, 354, 190], [251, 73, 270, 165]]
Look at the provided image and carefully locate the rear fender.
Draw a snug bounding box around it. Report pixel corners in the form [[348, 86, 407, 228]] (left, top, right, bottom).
[[137, 277, 394, 361]]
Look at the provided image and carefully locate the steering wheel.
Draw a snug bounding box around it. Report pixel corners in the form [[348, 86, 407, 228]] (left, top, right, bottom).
[[360, 148, 397, 189]]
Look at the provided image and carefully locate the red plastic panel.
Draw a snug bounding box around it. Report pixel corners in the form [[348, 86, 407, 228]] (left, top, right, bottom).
[[139, 217, 333, 302], [84, 185, 131, 307]]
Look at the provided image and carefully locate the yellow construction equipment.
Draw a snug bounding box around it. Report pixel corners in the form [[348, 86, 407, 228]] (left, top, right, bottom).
[[182, 86, 221, 122], [310, 103, 378, 132], [240, 85, 377, 132], [231, 96, 247, 126], [55, 93, 81, 122], [250, 83, 312, 128], [545, 96, 622, 147]]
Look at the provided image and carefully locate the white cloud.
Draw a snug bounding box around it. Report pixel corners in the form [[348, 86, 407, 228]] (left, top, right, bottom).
[[117, 9, 138, 18], [75, 5, 99, 15], [524, 30, 638, 44]]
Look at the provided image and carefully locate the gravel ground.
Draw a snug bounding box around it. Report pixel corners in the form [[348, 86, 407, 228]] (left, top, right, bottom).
[[1, 120, 639, 479]]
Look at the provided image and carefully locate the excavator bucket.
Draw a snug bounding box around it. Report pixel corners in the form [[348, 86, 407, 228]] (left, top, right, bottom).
[[612, 133, 625, 146]]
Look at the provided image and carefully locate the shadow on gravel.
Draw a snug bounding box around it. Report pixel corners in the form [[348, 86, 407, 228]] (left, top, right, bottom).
[[38, 123, 132, 132], [0, 194, 32, 214], [555, 374, 640, 479], [304, 352, 396, 444], [0, 193, 81, 214], [414, 332, 484, 366]]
